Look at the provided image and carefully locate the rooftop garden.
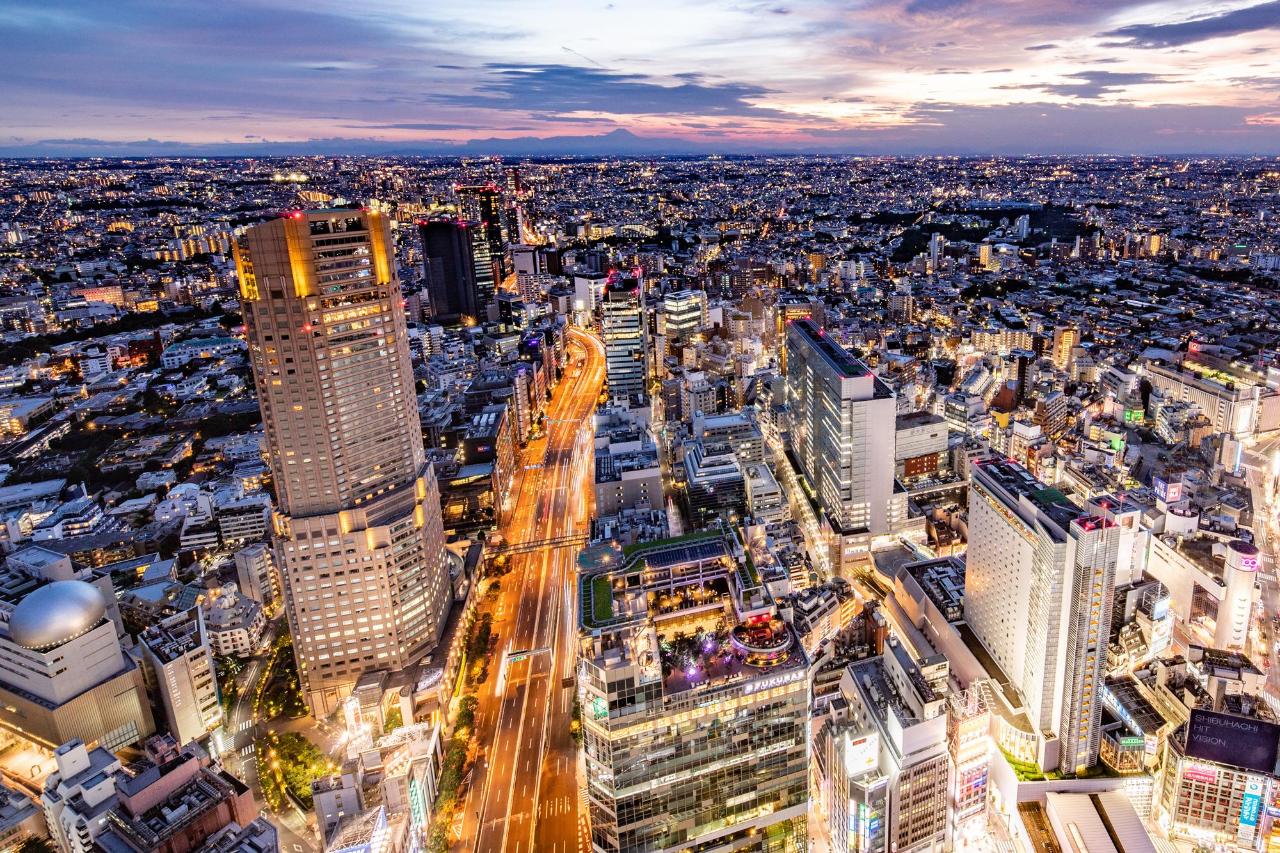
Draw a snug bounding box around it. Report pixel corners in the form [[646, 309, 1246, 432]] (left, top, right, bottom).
[[622, 530, 720, 558], [591, 575, 614, 623]]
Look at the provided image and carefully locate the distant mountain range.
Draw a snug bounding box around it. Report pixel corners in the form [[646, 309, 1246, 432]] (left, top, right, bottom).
[[0, 129, 798, 159], [0, 127, 1270, 158]]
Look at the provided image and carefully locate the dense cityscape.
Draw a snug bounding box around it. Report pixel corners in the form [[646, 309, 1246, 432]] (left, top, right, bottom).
[[0, 153, 1274, 853]]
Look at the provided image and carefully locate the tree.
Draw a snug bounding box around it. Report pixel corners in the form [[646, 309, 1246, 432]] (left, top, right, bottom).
[[18, 838, 56, 853]]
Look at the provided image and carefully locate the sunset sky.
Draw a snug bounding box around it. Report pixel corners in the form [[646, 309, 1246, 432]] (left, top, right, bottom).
[[2, 0, 1279, 154]]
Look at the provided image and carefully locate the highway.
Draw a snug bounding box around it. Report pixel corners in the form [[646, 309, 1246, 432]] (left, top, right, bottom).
[[457, 326, 604, 853]]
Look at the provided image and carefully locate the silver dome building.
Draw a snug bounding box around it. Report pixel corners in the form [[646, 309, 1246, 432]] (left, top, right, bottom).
[[0, 577, 153, 751], [7, 580, 107, 651]]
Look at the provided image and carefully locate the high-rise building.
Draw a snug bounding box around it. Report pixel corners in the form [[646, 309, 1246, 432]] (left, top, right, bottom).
[[1051, 325, 1078, 371], [233, 541, 278, 606], [814, 639, 953, 853], [601, 273, 647, 402], [137, 608, 221, 747], [928, 232, 946, 270], [785, 318, 905, 572], [454, 184, 507, 279], [660, 289, 706, 352], [577, 536, 809, 852], [237, 209, 451, 716], [417, 218, 495, 322], [965, 457, 1125, 773]]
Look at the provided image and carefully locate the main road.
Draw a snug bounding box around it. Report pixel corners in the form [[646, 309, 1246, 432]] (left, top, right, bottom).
[[456, 326, 605, 853]]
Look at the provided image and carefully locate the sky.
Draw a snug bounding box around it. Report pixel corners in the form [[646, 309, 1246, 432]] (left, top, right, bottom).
[[1, 0, 1279, 155]]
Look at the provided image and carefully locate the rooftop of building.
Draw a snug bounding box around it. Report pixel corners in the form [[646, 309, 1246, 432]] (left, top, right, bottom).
[[139, 609, 204, 664], [973, 455, 1081, 530], [902, 556, 966, 621], [1102, 675, 1168, 735], [1187, 644, 1263, 679], [579, 533, 806, 704], [790, 318, 869, 379], [895, 410, 946, 430]]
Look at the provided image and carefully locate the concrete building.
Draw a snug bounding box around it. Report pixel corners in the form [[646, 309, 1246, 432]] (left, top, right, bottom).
[[692, 410, 765, 465], [93, 738, 259, 853], [577, 536, 809, 852], [0, 782, 43, 851], [137, 608, 221, 747], [600, 275, 646, 403], [232, 543, 277, 606], [965, 457, 1130, 773], [786, 319, 906, 571], [894, 411, 950, 486], [682, 441, 747, 527], [237, 209, 451, 716], [814, 639, 952, 853], [202, 586, 266, 658], [744, 463, 787, 524], [1143, 359, 1262, 438], [42, 739, 123, 853], [593, 432, 661, 517], [0, 580, 154, 751]]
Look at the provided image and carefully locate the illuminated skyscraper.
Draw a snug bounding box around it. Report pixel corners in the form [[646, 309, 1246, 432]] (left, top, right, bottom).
[[418, 217, 495, 322], [601, 273, 647, 402], [965, 457, 1123, 773], [661, 289, 707, 344], [237, 209, 450, 716], [785, 318, 905, 571], [454, 184, 507, 279]]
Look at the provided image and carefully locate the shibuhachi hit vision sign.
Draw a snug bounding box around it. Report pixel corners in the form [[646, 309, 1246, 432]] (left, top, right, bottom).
[[1185, 709, 1280, 776]]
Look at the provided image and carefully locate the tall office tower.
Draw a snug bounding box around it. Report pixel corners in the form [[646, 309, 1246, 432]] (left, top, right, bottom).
[[785, 318, 905, 572], [661, 289, 707, 346], [928, 232, 945, 270], [503, 166, 523, 246], [454, 184, 507, 278], [503, 165, 522, 198], [1051, 325, 1078, 372], [237, 209, 450, 716], [965, 457, 1123, 773], [417, 217, 496, 322], [578, 536, 809, 852], [601, 273, 647, 403], [1009, 348, 1035, 406]]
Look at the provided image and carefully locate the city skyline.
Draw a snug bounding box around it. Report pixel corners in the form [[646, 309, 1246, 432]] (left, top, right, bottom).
[[2, 0, 1280, 156]]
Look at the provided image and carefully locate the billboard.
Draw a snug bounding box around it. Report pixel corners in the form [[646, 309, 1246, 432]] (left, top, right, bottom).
[[1240, 776, 1263, 829], [1153, 476, 1183, 504], [1184, 710, 1280, 776], [844, 732, 880, 777]]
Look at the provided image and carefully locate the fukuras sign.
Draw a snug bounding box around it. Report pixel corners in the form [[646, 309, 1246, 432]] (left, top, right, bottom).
[[1185, 709, 1280, 776]]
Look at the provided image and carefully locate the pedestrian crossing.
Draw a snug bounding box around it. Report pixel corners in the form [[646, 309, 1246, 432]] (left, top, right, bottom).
[[538, 795, 575, 818]]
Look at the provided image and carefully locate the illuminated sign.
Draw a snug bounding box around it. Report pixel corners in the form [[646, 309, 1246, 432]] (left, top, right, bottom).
[[1185, 710, 1280, 775], [1119, 736, 1145, 748], [844, 733, 880, 777], [1183, 763, 1218, 784], [742, 668, 805, 695], [1241, 777, 1263, 828]]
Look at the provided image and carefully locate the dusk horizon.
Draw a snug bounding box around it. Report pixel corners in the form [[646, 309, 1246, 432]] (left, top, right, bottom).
[[4, 0, 1280, 156]]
